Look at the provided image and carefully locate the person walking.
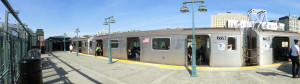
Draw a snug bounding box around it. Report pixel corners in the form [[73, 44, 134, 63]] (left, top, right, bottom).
[[290, 39, 300, 78], [69, 44, 73, 53]]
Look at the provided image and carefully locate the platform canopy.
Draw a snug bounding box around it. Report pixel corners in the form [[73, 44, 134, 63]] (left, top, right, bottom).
[[46, 36, 71, 43]]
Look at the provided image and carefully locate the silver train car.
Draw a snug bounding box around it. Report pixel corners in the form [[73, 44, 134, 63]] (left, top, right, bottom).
[[71, 28, 300, 67], [246, 29, 300, 66], [71, 38, 89, 54]]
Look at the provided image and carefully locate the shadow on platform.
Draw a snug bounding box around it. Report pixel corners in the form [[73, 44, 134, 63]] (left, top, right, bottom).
[[256, 63, 292, 78], [42, 53, 102, 84], [42, 57, 73, 84]]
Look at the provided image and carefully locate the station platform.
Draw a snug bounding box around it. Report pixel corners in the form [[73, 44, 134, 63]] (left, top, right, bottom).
[[42, 51, 300, 84]]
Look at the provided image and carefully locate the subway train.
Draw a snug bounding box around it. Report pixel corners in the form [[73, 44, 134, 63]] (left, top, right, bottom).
[[71, 28, 300, 67]]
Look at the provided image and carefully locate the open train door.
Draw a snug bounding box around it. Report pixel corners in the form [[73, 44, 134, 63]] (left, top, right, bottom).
[[127, 37, 140, 61], [272, 37, 289, 63], [186, 35, 210, 66], [96, 40, 103, 56]]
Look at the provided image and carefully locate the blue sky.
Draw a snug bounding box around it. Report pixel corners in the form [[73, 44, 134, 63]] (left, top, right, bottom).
[[0, 0, 299, 38]]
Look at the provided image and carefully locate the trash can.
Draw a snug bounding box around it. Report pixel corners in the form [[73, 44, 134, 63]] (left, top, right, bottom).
[[19, 58, 43, 84], [41, 46, 45, 54]]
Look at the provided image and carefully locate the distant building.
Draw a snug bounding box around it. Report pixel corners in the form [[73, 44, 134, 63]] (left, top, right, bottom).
[[226, 20, 253, 28], [255, 21, 285, 30], [97, 29, 108, 35], [211, 12, 249, 28], [128, 30, 141, 32], [113, 31, 122, 34], [36, 29, 44, 41], [279, 16, 300, 32]]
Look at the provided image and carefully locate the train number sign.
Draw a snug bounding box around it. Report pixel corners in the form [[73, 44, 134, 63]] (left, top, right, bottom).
[[217, 36, 226, 40]]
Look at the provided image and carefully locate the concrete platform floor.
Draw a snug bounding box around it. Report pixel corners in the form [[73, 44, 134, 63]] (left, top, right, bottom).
[[42, 51, 300, 84]]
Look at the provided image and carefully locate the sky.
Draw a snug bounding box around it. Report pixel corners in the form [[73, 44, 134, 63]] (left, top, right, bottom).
[[0, 0, 299, 38]]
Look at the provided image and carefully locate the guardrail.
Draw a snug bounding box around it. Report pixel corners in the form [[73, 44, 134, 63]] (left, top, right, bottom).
[[0, 28, 40, 84]]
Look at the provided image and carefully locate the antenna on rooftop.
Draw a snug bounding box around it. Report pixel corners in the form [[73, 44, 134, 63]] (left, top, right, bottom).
[[247, 9, 268, 29]]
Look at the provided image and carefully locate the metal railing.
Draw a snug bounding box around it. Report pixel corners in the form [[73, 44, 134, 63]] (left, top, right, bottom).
[[0, 29, 29, 84], [0, 0, 42, 84]]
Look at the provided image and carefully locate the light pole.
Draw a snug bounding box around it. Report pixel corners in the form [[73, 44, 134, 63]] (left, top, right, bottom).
[[180, 0, 207, 77], [103, 16, 115, 64], [64, 33, 67, 52], [75, 28, 80, 56]]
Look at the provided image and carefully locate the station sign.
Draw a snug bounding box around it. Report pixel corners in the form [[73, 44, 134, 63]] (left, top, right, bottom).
[[282, 42, 288, 47], [217, 36, 226, 40]]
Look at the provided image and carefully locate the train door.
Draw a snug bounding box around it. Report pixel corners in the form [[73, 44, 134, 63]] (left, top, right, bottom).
[[127, 37, 140, 61], [96, 40, 103, 56], [186, 35, 210, 66], [272, 37, 289, 63], [78, 41, 82, 53]]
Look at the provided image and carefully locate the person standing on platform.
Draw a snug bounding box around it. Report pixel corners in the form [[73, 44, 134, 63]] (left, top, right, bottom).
[[290, 39, 300, 78], [95, 46, 100, 56], [187, 46, 192, 65]]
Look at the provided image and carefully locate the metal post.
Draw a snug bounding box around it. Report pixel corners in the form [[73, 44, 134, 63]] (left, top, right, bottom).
[[191, 0, 197, 77], [181, 0, 206, 77], [76, 32, 79, 56], [108, 21, 112, 64], [104, 16, 114, 64], [3, 11, 9, 79], [75, 28, 79, 56], [64, 33, 66, 52]]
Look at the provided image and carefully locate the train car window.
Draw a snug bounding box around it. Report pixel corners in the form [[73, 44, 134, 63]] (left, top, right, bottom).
[[152, 38, 170, 50], [133, 42, 140, 47], [111, 40, 118, 48], [207, 38, 210, 49], [85, 41, 88, 47], [89, 41, 92, 47], [251, 37, 257, 49], [282, 41, 288, 47], [79, 41, 82, 47], [228, 37, 236, 50]]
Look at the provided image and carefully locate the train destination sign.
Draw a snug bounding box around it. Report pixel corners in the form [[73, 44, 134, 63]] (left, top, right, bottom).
[[217, 36, 226, 40]]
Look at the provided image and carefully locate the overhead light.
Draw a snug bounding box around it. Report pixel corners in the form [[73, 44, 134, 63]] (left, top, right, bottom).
[[198, 3, 207, 12], [110, 18, 115, 23], [180, 4, 189, 13], [103, 21, 108, 25]]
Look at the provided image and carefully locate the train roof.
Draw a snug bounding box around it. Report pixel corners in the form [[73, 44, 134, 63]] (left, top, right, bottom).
[[93, 28, 243, 39], [71, 38, 89, 41], [258, 29, 299, 36], [70, 28, 300, 41]]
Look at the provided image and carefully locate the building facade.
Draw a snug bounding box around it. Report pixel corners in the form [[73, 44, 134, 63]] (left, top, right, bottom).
[[279, 16, 300, 32], [257, 21, 285, 30], [226, 20, 253, 28], [97, 29, 108, 36], [211, 12, 249, 28]]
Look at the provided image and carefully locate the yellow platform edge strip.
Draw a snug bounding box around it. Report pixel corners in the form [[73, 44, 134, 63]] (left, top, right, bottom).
[[66, 51, 291, 70]]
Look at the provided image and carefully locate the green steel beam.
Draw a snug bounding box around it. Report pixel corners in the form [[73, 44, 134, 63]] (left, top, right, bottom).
[[104, 16, 115, 64], [180, 0, 207, 77], [75, 28, 80, 56], [183, 0, 204, 4], [1, 0, 31, 36]]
